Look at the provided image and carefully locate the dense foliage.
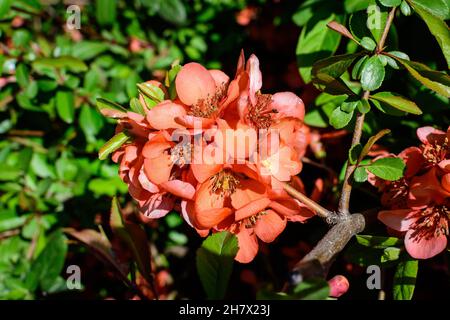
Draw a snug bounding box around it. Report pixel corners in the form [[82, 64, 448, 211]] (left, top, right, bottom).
[[0, 0, 449, 300]]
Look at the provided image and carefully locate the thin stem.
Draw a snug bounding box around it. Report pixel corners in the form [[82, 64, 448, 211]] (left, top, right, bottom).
[[281, 181, 335, 223], [377, 7, 396, 53]]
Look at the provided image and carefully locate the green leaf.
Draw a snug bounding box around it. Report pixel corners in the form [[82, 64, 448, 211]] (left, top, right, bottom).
[[367, 5, 388, 43], [196, 231, 238, 299], [330, 106, 354, 129], [95, 0, 116, 26], [80, 104, 103, 143], [393, 258, 418, 300], [360, 37, 377, 50], [0, 0, 13, 18], [340, 98, 360, 113], [0, 216, 27, 233], [26, 230, 68, 292], [96, 98, 127, 118], [15, 64, 29, 88], [400, 0, 412, 15], [296, 14, 343, 83], [353, 166, 368, 182], [55, 91, 75, 124], [349, 143, 362, 164], [158, 0, 187, 26], [55, 157, 78, 181], [387, 56, 450, 97], [407, 0, 450, 68], [313, 53, 363, 79], [110, 197, 153, 284], [407, 0, 450, 20], [32, 56, 88, 73], [382, 247, 401, 263], [98, 131, 130, 160], [352, 55, 369, 80], [366, 157, 405, 181], [356, 235, 403, 249], [292, 278, 330, 300], [344, 0, 376, 13], [358, 99, 371, 113], [72, 41, 109, 60], [358, 129, 391, 163], [129, 97, 145, 115], [361, 55, 385, 91], [137, 82, 165, 104], [379, 0, 402, 7], [370, 92, 422, 114]]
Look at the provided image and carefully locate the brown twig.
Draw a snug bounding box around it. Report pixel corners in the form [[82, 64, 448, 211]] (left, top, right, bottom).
[[286, 7, 397, 287]]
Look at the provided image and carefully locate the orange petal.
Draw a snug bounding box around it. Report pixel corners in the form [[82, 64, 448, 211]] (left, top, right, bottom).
[[175, 63, 216, 106], [174, 115, 215, 128], [196, 208, 233, 229], [231, 179, 267, 210], [271, 92, 305, 121], [161, 179, 195, 199], [209, 69, 230, 88], [143, 154, 172, 185], [146, 101, 187, 130], [254, 210, 286, 243], [235, 198, 271, 221], [235, 225, 259, 263]]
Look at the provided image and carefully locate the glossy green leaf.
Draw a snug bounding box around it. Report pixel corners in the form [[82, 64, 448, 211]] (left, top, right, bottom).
[[344, 0, 376, 13], [387, 56, 450, 97], [352, 55, 369, 80], [137, 82, 165, 104], [360, 37, 377, 50], [370, 92, 422, 114], [196, 231, 238, 299], [400, 0, 412, 15], [407, 0, 450, 67], [329, 106, 354, 129], [349, 143, 362, 164], [407, 0, 450, 20], [366, 157, 405, 181], [393, 258, 418, 300], [361, 55, 385, 91], [353, 166, 368, 182], [296, 14, 343, 83], [98, 131, 130, 160], [129, 97, 145, 115]]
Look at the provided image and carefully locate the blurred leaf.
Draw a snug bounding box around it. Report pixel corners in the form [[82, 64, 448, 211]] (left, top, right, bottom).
[[393, 257, 418, 300], [292, 278, 330, 300], [72, 41, 109, 60], [32, 56, 88, 73], [26, 230, 68, 292], [15, 64, 29, 88], [56, 91, 75, 124], [0, 216, 27, 233], [196, 231, 238, 299], [370, 92, 422, 114], [158, 0, 187, 26], [96, 0, 117, 26], [366, 157, 405, 181], [110, 197, 153, 284], [344, 0, 376, 13], [79, 104, 104, 142], [98, 131, 130, 160], [0, 0, 13, 18]]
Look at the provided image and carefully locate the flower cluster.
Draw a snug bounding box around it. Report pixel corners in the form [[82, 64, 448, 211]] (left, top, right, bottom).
[[109, 52, 315, 263], [371, 126, 450, 259]]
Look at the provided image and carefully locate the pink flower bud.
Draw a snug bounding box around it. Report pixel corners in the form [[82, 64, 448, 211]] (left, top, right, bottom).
[[328, 275, 349, 298]]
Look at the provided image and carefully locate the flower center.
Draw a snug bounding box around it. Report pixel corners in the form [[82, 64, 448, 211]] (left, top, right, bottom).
[[170, 142, 192, 168], [246, 93, 278, 129], [191, 83, 228, 118], [243, 210, 268, 229], [422, 137, 448, 166], [381, 178, 409, 209], [410, 204, 450, 241], [210, 170, 240, 196]]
